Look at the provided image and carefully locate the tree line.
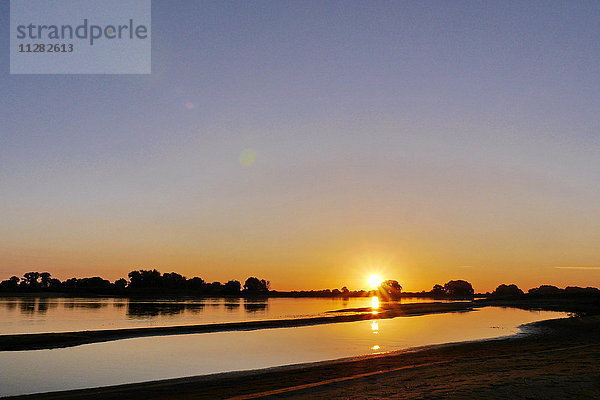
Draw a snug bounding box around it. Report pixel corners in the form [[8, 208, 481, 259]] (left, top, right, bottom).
[[276, 280, 404, 299], [0, 270, 270, 296], [489, 283, 600, 297], [429, 280, 599, 298], [1, 271, 597, 298]]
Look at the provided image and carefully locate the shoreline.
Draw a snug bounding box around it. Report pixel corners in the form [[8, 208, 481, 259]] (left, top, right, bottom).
[[0, 302, 475, 351], [5, 313, 599, 399], [0, 291, 485, 299]]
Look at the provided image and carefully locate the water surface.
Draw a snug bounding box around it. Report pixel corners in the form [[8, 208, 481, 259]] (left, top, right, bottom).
[[0, 307, 566, 397], [0, 296, 446, 334]]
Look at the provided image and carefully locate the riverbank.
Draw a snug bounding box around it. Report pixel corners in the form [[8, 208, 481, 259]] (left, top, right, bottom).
[[0, 302, 475, 351], [0, 291, 482, 299], [5, 313, 599, 399]]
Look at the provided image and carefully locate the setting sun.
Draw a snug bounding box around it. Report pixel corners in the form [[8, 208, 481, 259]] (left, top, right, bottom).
[[367, 274, 383, 289]]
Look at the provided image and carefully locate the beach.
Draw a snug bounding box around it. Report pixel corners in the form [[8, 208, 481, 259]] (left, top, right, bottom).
[[5, 311, 599, 399]]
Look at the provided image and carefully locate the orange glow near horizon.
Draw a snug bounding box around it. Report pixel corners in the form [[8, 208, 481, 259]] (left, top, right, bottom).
[[1, 245, 598, 293]]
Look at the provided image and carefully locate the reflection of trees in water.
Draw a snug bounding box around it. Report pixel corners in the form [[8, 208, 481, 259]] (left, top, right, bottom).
[[0, 298, 59, 315], [126, 301, 207, 318], [186, 303, 207, 314], [0, 299, 18, 310], [124, 299, 269, 317], [63, 301, 108, 310], [19, 298, 36, 314], [37, 298, 50, 314], [125, 299, 269, 318], [224, 298, 240, 311], [1, 297, 270, 317], [243, 299, 268, 313]]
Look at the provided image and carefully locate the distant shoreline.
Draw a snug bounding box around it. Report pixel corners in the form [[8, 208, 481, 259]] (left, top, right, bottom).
[[0, 291, 481, 299]]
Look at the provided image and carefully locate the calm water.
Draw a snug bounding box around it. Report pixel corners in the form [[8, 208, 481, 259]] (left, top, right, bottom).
[[0, 306, 566, 397], [0, 296, 447, 334]]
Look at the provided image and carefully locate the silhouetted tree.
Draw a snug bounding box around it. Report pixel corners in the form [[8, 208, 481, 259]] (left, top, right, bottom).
[[430, 280, 474, 297], [492, 284, 524, 297], [379, 280, 402, 299], [564, 286, 600, 295], [186, 276, 205, 290], [204, 282, 223, 294], [39, 272, 52, 288], [128, 269, 162, 288], [528, 285, 561, 295], [63, 277, 79, 288], [223, 280, 241, 294], [114, 278, 128, 290], [76, 277, 112, 290], [443, 280, 474, 297], [0, 276, 20, 290], [431, 284, 445, 296], [22, 272, 40, 288], [243, 277, 270, 293], [48, 278, 62, 289], [162, 272, 186, 289]]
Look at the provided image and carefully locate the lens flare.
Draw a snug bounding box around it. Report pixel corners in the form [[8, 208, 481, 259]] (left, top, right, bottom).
[[239, 149, 257, 167]]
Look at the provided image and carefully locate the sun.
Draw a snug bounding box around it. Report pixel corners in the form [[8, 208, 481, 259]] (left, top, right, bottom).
[[367, 274, 383, 289]]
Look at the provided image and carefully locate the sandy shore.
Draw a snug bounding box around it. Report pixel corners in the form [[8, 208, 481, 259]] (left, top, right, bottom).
[[4, 312, 599, 400], [0, 302, 474, 351]]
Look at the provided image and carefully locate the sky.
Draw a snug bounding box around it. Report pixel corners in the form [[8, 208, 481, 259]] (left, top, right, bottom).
[[1, 1, 599, 292]]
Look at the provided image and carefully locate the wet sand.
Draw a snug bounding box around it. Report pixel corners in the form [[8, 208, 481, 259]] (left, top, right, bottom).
[[5, 313, 599, 399], [0, 302, 474, 351]]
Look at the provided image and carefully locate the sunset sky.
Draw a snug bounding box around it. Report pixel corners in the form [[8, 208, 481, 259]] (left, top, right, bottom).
[[1, 1, 599, 292]]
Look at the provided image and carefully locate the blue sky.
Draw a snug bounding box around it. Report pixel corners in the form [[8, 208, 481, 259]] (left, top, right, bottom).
[[0, 1, 598, 291]]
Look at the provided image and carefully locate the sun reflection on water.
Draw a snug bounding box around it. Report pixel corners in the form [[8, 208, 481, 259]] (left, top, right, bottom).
[[371, 320, 379, 334], [370, 318, 380, 351], [370, 296, 379, 314]]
